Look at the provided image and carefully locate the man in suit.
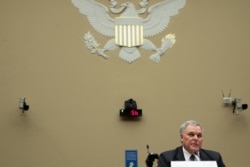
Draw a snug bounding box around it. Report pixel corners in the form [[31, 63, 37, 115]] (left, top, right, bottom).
[[158, 120, 226, 167]]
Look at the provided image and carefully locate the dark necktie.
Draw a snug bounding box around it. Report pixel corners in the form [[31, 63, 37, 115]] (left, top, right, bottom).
[[190, 154, 196, 161]]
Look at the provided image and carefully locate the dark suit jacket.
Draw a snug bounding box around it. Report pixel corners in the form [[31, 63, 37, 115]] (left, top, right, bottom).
[[158, 146, 226, 167]]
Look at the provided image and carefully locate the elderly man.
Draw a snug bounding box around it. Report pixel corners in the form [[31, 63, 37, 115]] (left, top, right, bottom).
[[158, 120, 226, 167]]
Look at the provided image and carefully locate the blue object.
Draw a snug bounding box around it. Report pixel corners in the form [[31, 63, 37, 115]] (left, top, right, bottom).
[[125, 150, 138, 167]]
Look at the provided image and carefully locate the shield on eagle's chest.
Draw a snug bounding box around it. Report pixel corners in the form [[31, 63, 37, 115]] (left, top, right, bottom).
[[115, 17, 143, 47]]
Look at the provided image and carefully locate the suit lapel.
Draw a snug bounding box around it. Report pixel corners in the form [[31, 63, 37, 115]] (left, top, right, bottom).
[[199, 149, 210, 160], [174, 147, 185, 160]]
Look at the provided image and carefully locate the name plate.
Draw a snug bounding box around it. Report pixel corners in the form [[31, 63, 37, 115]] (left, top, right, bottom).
[[171, 161, 217, 167]]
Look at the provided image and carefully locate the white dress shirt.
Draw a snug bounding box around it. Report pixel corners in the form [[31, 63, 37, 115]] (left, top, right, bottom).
[[182, 147, 201, 161]]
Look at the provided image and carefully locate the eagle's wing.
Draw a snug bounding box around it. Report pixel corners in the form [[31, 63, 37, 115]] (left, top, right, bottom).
[[143, 0, 186, 37], [71, 0, 115, 37]]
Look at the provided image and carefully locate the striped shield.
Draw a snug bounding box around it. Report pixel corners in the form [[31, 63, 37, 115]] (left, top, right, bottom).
[[115, 17, 143, 47]]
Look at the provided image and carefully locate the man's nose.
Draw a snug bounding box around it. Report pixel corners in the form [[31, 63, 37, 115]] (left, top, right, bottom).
[[193, 135, 198, 139]]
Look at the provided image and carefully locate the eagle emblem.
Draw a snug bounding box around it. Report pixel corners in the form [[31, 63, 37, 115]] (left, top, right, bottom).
[[71, 0, 186, 63]]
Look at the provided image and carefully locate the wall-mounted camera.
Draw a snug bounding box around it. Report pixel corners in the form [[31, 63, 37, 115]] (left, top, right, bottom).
[[222, 90, 248, 114], [19, 97, 29, 113], [232, 98, 248, 115]]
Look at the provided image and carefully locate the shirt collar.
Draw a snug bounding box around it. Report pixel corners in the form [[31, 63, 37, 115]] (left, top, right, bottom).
[[182, 147, 200, 161]]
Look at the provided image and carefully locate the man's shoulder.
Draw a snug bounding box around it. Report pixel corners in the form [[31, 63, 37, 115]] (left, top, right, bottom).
[[160, 146, 181, 154], [201, 148, 221, 155], [200, 148, 222, 160], [159, 146, 182, 159]]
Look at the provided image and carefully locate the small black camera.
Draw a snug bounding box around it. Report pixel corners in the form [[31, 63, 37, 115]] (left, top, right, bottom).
[[19, 98, 29, 113]]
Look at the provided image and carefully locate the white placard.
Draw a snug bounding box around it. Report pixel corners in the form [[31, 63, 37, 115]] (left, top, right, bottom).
[[171, 161, 217, 167]]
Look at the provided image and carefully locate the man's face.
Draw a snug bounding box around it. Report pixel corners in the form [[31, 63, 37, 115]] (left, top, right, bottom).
[[180, 125, 203, 154]]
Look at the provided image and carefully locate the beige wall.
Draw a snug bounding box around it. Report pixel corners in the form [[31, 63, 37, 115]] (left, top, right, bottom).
[[1, 0, 250, 167]]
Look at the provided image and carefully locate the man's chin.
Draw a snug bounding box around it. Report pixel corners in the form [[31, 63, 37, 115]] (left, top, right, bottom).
[[191, 146, 200, 152]]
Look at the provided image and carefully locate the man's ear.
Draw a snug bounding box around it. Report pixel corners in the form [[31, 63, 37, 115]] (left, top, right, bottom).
[[180, 135, 184, 143]]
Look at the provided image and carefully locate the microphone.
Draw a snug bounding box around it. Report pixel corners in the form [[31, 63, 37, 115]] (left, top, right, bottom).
[[145, 145, 159, 167], [146, 144, 150, 154]]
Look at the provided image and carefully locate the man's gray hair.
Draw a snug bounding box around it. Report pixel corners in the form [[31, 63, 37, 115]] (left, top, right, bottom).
[[180, 120, 203, 135]]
